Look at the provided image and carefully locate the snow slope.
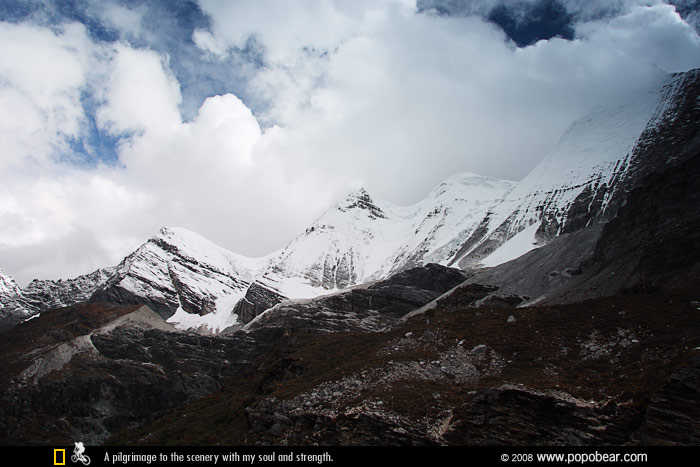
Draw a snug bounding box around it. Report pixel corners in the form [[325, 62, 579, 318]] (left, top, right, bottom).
[[0, 269, 25, 318], [99, 227, 273, 332], [480, 221, 542, 268], [253, 174, 514, 303], [0, 269, 22, 306], [450, 74, 675, 268]]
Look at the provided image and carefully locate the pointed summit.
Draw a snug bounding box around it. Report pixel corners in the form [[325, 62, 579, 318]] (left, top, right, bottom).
[[153, 226, 201, 243], [0, 269, 20, 293], [338, 187, 386, 219], [0, 268, 22, 308]]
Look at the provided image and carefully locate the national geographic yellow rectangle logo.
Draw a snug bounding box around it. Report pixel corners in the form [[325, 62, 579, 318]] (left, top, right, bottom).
[[54, 449, 66, 465]]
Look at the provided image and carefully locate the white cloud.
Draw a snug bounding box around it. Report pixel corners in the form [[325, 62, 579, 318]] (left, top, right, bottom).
[[0, 22, 94, 169], [0, 170, 156, 283], [577, 3, 700, 72], [1, 1, 700, 285], [196, 0, 699, 203], [0, 26, 341, 284], [96, 44, 182, 134], [192, 29, 228, 57], [98, 2, 146, 40], [196, 0, 367, 63]]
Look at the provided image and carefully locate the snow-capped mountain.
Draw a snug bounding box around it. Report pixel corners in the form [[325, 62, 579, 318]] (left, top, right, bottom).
[[1, 266, 115, 330], [1, 69, 697, 334], [91, 227, 273, 333], [448, 72, 686, 269], [0, 174, 513, 332], [231, 173, 513, 323], [0, 228, 273, 333], [0, 269, 21, 305], [3, 70, 698, 449], [21, 267, 117, 313], [263, 174, 513, 292], [0, 269, 24, 323]]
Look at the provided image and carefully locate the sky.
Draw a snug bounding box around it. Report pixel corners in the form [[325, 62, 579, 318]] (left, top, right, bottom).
[[1, 0, 699, 286]]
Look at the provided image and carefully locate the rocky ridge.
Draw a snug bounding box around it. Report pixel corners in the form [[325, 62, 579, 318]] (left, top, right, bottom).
[[0, 267, 115, 332], [89, 227, 269, 330]]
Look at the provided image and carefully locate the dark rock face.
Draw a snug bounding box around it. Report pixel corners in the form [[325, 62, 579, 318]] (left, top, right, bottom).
[[233, 280, 288, 324], [558, 181, 608, 235], [370, 263, 467, 293], [89, 282, 178, 320], [574, 156, 700, 299], [642, 354, 700, 445], [238, 264, 469, 330], [446, 386, 638, 445], [245, 264, 468, 333]]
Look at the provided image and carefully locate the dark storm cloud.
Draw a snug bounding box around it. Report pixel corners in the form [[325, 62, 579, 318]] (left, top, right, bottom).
[[419, 0, 575, 46], [417, 0, 699, 45], [671, 0, 700, 30], [487, 0, 575, 46]]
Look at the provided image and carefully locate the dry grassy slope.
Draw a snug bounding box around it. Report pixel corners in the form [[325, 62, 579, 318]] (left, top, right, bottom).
[[0, 303, 143, 375], [111, 290, 700, 446], [0, 303, 270, 445]]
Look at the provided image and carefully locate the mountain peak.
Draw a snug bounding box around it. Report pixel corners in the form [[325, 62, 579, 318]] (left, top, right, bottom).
[[338, 188, 386, 218], [345, 187, 370, 200], [152, 226, 224, 251], [0, 269, 21, 296], [155, 226, 194, 241]]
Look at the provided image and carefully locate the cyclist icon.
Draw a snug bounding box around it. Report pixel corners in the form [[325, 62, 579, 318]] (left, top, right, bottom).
[[71, 442, 91, 465]]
